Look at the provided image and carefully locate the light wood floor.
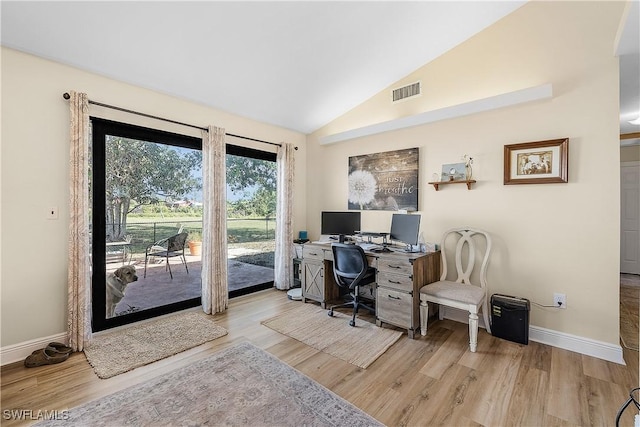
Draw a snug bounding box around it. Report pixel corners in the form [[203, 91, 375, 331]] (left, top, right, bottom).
[[2, 289, 638, 426]]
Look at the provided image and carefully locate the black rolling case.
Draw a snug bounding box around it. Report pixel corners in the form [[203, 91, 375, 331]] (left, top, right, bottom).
[[490, 294, 530, 345]]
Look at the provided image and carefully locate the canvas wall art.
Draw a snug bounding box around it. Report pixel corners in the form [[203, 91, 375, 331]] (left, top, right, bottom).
[[348, 147, 419, 211]]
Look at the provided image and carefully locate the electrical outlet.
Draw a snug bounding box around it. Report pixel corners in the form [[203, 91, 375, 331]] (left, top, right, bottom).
[[553, 293, 566, 309]]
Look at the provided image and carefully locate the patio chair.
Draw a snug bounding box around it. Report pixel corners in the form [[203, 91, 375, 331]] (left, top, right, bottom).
[[144, 232, 189, 279]]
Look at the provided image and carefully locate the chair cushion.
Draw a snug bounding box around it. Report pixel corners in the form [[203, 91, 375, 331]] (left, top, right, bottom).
[[419, 281, 485, 305]]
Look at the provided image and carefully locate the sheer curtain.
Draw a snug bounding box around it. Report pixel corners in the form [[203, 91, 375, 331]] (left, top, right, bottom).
[[201, 126, 229, 314], [67, 91, 92, 351], [274, 143, 295, 290]]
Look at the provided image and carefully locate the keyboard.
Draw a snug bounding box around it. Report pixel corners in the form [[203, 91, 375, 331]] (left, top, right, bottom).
[[358, 243, 382, 251], [355, 231, 389, 237]]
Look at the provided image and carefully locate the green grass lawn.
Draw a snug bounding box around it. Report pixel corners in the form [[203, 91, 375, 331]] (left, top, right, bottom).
[[121, 217, 276, 268]]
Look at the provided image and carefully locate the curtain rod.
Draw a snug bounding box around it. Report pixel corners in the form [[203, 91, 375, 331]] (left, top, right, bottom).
[[62, 92, 297, 150]]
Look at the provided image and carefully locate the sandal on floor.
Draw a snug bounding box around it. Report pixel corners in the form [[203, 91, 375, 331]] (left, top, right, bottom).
[[28, 343, 72, 356], [48, 342, 73, 354], [24, 347, 70, 368]]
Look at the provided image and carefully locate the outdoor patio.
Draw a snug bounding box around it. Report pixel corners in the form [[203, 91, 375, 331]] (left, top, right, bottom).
[[105, 248, 274, 317]]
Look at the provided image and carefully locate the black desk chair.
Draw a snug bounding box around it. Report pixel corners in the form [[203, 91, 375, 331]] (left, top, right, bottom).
[[328, 243, 376, 327]]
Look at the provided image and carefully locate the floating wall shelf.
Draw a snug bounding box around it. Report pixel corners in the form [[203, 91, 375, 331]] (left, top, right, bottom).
[[428, 180, 476, 191]]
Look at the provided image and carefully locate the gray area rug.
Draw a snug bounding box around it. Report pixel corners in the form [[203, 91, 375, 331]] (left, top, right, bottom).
[[38, 342, 382, 427], [84, 311, 228, 379], [261, 303, 402, 368]]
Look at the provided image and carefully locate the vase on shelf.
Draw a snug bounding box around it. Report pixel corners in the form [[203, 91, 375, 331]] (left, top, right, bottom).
[[462, 155, 474, 181]]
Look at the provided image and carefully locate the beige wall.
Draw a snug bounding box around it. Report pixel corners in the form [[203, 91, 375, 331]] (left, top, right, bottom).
[[308, 1, 624, 345], [0, 47, 307, 347], [621, 144, 640, 162]]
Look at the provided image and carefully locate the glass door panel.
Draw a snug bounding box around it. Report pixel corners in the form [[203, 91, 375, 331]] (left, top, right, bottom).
[[91, 118, 202, 331], [226, 146, 276, 297]]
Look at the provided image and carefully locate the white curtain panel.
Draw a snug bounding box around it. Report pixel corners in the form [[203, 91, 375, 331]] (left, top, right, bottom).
[[201, 126, 229, 314], [274, 143, 295, 290], [67, 91, 92, 351]]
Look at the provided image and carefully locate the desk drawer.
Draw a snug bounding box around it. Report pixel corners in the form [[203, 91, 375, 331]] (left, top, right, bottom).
[[377, 258, 413, 275], [303, 247, 326, 261], [377, 272, 413, 293], [377, 288, 412, 328]]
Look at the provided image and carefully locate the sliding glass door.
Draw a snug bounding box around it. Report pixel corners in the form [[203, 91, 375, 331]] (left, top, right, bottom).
[[91, 118, 203, 331], [226, 145, 277, 297], [90, 120, 277, 331]]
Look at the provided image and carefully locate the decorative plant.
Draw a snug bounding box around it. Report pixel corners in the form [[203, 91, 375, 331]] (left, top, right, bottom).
[[187, 230, 203, 242], [186, 229, 203, 256]]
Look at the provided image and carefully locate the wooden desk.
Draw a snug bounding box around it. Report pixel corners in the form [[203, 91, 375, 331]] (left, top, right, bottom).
[[298, 243, 440, 338]]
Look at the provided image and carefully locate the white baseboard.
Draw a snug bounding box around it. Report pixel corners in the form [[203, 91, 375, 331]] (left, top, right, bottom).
[[529, 325, 625, 365], [1, 333, 67, 366], [440, 307, 625, 365]]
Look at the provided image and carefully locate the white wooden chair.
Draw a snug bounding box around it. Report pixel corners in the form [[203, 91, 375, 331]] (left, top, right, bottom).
[[419, 227, 492, 352]]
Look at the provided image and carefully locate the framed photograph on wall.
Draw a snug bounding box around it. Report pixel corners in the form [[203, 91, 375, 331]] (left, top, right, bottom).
[[348, 147, 419, 211], [504, 138, 569, 185], [441, 162, 467, 181]]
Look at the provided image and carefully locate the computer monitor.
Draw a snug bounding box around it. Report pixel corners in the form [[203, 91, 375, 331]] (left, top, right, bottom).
[[321, 211, 361, 243], [389, 214, 421, 251]]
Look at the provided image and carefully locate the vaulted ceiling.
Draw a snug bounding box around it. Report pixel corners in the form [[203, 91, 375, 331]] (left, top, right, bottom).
[[1, 1, 526, 133]]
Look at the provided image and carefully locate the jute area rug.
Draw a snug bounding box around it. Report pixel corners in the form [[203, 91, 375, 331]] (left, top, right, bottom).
[[38, 342, 382, 427], [84, 311, 228, 379], [620, 274, 640, 351], [261, 302, 402, 368]]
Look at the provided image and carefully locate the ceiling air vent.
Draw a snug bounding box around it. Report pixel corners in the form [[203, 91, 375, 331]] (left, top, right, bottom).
[[392, 81, 421, 103]]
